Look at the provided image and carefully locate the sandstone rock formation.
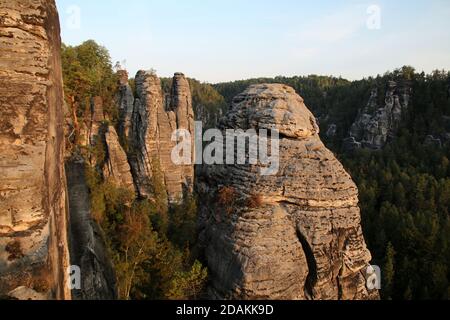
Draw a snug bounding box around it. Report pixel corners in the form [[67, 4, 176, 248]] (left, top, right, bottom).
[[66, 157, 117, 300], [198, 84, 378, 300], [89, 96, 105, 146], [126, 71, 195, 203], [63, 97, 126, 299], [116, 70, 134, 143], [103, 126, 135, 191], [169, 73, 195, 190], [344, 81, 411, 150], [0, 0, 70, 299]]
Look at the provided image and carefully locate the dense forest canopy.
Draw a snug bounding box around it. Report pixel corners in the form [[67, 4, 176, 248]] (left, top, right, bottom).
[[61, 40, 450, 300]]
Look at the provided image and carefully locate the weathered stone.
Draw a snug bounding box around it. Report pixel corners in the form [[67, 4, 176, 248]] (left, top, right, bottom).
[[343, 136, 361, 151], [198, 84, 378, 300], [66, 157, 117, 300], [7, 286, 48, 300], [103, 126, 135, 191], [89, 96, 104, 146], [127, 71, 194, 204], [169, 72, 195, 192], [0, 0, 71, 299], [116, 70, 134, 143], [345, 81, 411, 150]]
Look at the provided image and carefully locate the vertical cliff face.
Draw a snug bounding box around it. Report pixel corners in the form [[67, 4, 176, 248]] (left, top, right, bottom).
[[89, 96, 105, 146], [169, 73, 195, 192], [344, 81, 411, 150], [198, 84, 378, 300], [0, 0, 70, 299], [103, 126, 135, 191], [116, 70, 134, 143], [65, 157, 117, 300], [64, 96, 127, 299], [126, 71, 195, 203]]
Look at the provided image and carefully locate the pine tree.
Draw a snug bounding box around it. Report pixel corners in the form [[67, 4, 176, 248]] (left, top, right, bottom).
[[382, 242, 396, 299]]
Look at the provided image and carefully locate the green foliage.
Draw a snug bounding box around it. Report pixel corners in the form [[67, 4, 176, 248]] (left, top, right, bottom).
[[334, 69, 450, 300], [62, 40, 119, 147], [169, 195, 198, 249], [148, 158, 169, 235], [85, 160, 207, 300], [63, 40, 209, 301], [161, 77, 228, 128], [382, 243, 396, 299], [167, 260, 208, 300], [62, 40, 117, 108]]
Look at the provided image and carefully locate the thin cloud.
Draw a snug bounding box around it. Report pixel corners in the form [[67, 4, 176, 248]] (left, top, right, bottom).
[[290, 5, 367, 45]]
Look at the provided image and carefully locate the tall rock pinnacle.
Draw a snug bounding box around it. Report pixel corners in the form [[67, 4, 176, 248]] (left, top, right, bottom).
[[170, 73, 195, 193], [198, 84, 378, 300], [0, 0, 70, 299], [116, 70, 134, 143], [126, 71, 195, 204]]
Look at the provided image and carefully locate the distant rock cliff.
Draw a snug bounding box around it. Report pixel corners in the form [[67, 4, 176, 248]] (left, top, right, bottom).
[[0, 0, 70, 299], [344, 81, 411, 150], [198, 84, 378, 300]]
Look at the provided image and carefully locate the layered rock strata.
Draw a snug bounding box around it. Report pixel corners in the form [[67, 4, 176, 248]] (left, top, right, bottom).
[[0, 0, 70, 299], [198, 84, 378, 300]]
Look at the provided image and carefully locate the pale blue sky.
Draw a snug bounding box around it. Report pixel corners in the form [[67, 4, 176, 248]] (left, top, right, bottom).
[[56, 0, 450, 83]]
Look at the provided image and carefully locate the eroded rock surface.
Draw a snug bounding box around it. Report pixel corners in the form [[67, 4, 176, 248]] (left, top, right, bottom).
[[127, 71, 195, 203], [0, 0, 70, 299], [198, 84, 378, 300], [116, 70, 134, 143], [344, 81, 411, 150], [103, 126, 135, 191], [66, 157, 117, 300]]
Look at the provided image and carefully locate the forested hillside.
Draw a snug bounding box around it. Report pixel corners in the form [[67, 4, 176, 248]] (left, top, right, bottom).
[[215, 68, 450, 299]]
